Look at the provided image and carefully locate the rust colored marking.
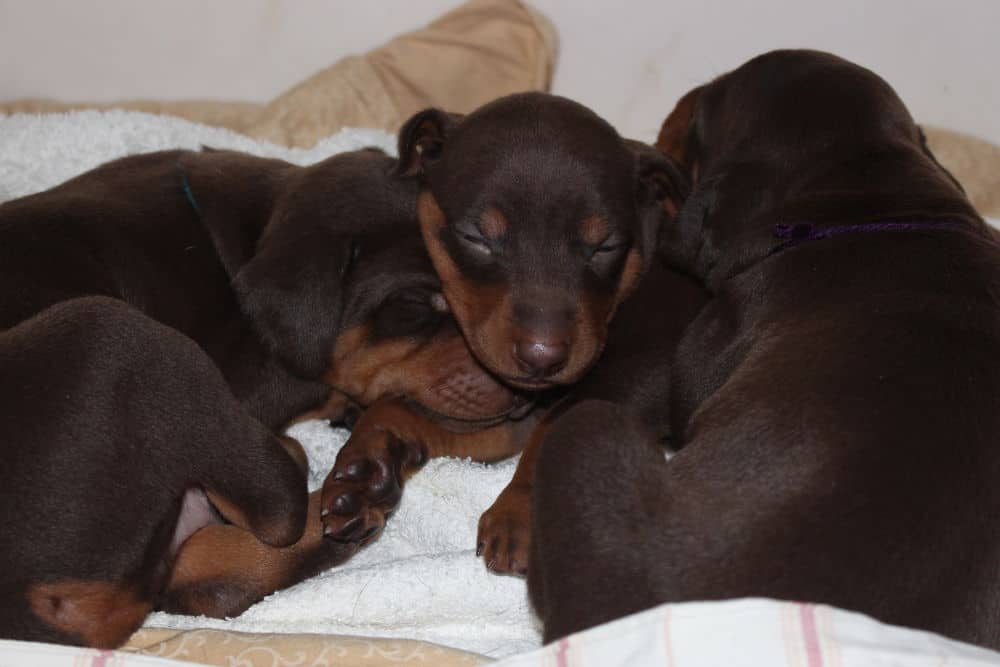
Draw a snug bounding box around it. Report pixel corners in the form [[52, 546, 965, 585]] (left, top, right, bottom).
[[479, 207, 509, 240], [655, 85, 703, 167], [349, 397, 530, 464], [165, 491, 354, 618], [324, 317, 521, 423], [28, 580, 151, 648], [663, 197, 680, 219], [612, 248, 645, 312], [418, 190, 521, 380], [580, 215, 609, 246]]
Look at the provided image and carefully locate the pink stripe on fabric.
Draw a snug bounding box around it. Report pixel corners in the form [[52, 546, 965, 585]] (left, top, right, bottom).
[[555, 638, 571, 667], [90, 650, 114, 667], [663, 607, 675, 667], [799, 603, 824, 667]]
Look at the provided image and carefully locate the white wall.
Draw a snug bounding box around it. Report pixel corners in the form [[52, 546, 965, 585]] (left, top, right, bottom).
[[1, 0, 998, 144]]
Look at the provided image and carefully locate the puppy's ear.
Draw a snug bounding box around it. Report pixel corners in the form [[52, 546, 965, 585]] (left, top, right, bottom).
[[178, 150, 291, 279], [656, 85, 703, 171], [632, 141, 691, 219], [232, 218, 353, 379], [179, 150, 348, 379], [395, 109, 462, 177], [628, 140, 691, 261]]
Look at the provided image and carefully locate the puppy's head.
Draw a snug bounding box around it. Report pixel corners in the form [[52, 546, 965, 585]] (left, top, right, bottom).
[[184, 148, 525, 424], [397, 93, 688, 390], [320, 228, 531, 426], [655, 49, 976, 286]]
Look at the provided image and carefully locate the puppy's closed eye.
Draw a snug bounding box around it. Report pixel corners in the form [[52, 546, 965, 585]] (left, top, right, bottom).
[[455, 223, 493, 256], [592, 236, 627, 256]]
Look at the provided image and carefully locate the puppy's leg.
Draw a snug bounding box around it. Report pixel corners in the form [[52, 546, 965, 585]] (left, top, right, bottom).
[[476, 417, 551, 575], [0, 297, 308, 646], [528, 399, 669, 642], [320, 398, 528, 543], [161, 491, 357, 617]]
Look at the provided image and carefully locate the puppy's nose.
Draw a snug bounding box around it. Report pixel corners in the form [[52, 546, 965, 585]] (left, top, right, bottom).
[[513, 339, 569, 378]]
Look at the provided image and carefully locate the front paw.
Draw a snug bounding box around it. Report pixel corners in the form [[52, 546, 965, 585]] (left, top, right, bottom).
[[477, 485, 532, 575], [320, 431, 426, 543]]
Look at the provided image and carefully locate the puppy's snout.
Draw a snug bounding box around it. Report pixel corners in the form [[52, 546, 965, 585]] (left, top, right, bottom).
[[513, 337, 569, 378]]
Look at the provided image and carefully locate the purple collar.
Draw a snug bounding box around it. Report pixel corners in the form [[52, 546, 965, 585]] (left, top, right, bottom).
[[770, 220, 966, 255]]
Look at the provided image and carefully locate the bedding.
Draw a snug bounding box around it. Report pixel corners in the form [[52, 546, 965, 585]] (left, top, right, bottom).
[[0, 0, 557, 148], [1, 109, 999, 666], [4, 598, 1000, 666]]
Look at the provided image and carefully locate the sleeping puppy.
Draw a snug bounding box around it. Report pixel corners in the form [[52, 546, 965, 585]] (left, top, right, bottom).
[[394, 93, 683, 390], [0, 147, 524, 644], [476, 141, 704, 574], [319, 94, 684, 543], [527, 49, 1000, 650]]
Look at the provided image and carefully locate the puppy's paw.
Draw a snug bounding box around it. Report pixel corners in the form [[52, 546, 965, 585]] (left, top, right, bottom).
[[320, 427, 427, 543], [477, 485, 532, 575]]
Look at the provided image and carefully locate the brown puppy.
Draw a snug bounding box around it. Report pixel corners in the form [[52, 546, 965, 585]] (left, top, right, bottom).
[[395, 93, 683, 390], [319, 95, 685, 543], [0, 147, 522, 644], [528, 50, 1000, 650], [476, 141, 704, 574]]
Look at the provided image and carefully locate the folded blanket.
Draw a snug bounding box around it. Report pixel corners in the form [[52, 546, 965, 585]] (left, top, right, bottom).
[[0, 110, 541, 659]]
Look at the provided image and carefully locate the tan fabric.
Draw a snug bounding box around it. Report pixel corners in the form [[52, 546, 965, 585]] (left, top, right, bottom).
[[0, 0, 556, 145], [924, 126, 1000, 219], [123, 628, 492, 667]]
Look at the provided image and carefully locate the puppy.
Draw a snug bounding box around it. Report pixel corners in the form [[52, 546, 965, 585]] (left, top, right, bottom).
[[0, 147, 523, 643], [476, 141, 704, 574], [395, 93, 683, 389], [319, 95, 686, 544], [528, 50, 1000, 650]]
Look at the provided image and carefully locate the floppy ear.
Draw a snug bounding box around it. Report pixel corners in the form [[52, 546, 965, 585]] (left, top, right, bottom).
[[628, 140, 692, 261], [231, 217, 354, 379], [634, 143, 691, 218], [394, 108, 462, 177], [179, 150, 349, 379], [655, 85, 704, 171], [177, 150, 290, 279]]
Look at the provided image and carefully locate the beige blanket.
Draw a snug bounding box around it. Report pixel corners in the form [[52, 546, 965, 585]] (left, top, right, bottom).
[[124, 628, 491, 667], [0, 0, 556, 148]]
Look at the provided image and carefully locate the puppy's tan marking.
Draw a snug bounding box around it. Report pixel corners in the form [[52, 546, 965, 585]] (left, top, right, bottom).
[[656, 86, 703, 168], [28, 580, 150, 648], [580, 215, 609, 246], [480, 207, 510, 240]]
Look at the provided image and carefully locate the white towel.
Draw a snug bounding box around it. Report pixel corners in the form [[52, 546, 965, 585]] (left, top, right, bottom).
[[0, 110, 541, 658]]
